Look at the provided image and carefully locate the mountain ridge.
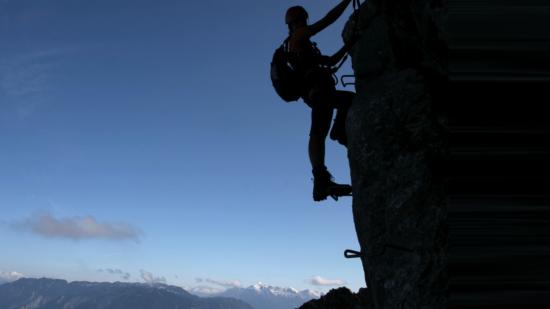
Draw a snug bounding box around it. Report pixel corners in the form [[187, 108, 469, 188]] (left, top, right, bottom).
[[214, 282, 321, 309], [0, 277, 254, 309]]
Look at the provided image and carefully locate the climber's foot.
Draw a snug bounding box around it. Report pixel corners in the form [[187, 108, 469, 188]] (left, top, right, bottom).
[[313, 180, 352, 202], [329, 184, 352, 201]]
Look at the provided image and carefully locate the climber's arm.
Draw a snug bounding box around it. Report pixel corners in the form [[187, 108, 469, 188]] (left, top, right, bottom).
[[308, 0, 352, 37], [328, 45, 351, 66], [321, 35, 361, 66]]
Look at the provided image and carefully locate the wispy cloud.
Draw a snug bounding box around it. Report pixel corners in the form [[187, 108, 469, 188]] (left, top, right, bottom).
[[0, 48, 74, 119], [195, 277, 241, 289], [13, 211, 141, 242], [0, 271, 24, 284], [140, 270, 166, 284], [98, 268, 131, 280], [308, 276, 346, 287], [187, 285, 224, 295]]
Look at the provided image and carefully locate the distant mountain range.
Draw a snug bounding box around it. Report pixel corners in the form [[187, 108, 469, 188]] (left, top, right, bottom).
[[214, 283, 321, 309], [0, 278, 322, 309], [0, 278, 253, 309]]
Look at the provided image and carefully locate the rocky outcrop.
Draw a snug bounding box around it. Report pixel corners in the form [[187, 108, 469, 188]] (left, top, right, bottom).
[[343, 1, 448, 308], [298, 288, 371, 309]]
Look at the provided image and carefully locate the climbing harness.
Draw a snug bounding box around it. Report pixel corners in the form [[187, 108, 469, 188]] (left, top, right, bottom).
[[330, 54, 349, 86], [321, 0, 363, 86], [353, 0, 362, 11], [272, 0, 365, 99], [338, 0, 362, 88]]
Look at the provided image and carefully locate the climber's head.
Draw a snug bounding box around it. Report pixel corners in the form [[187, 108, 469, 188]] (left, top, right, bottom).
[[285, 6, 308, 32]]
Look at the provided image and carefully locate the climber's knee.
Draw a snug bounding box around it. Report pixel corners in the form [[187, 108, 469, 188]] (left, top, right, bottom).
[[310, 106, 333, 138]]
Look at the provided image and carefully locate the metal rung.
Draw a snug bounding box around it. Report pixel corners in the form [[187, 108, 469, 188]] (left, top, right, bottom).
[[344, 249, 363, 259], [340, 75, 356, 87]]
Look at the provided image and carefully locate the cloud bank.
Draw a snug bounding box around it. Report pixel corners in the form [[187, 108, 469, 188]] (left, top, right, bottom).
[[14, 212, 141, 242], [0, 271, 24, 284], [309, 276, 346, 286]]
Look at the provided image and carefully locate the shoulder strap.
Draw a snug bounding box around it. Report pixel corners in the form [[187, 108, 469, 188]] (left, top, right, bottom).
[[283, 37, 290, 52]]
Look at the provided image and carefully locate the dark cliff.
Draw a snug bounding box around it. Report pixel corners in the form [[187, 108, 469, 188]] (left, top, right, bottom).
[[301, 1, 448, 308], [344, 1, 448, 308], [301, 0, 550, 308]]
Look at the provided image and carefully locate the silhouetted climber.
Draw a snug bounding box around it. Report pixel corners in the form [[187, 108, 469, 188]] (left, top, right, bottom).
[[277, 1, 359, 201]]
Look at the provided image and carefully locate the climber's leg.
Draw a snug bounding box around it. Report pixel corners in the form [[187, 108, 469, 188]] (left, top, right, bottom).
[[329, 90, 355, 146], [308, 88, 351, 201], [307, 88, 333, 172]]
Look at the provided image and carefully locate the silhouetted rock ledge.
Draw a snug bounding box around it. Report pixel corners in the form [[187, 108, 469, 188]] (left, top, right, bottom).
[[323, 1, 448, 308], [298, 288, 372, 309]]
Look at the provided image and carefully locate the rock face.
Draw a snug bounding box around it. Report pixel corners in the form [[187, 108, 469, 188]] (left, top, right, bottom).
[[343, 1, 448, 308], [299, 2, 447, 308]]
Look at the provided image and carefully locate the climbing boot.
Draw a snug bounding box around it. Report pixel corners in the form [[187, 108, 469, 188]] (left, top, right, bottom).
[[312, 168, 352, 202]]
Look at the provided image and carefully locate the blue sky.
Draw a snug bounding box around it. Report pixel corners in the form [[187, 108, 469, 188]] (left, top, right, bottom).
[[0, 0, 362, 292]]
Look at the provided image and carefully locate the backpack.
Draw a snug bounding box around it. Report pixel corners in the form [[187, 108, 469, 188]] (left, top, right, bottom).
[[270, 39, 302, 102]]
